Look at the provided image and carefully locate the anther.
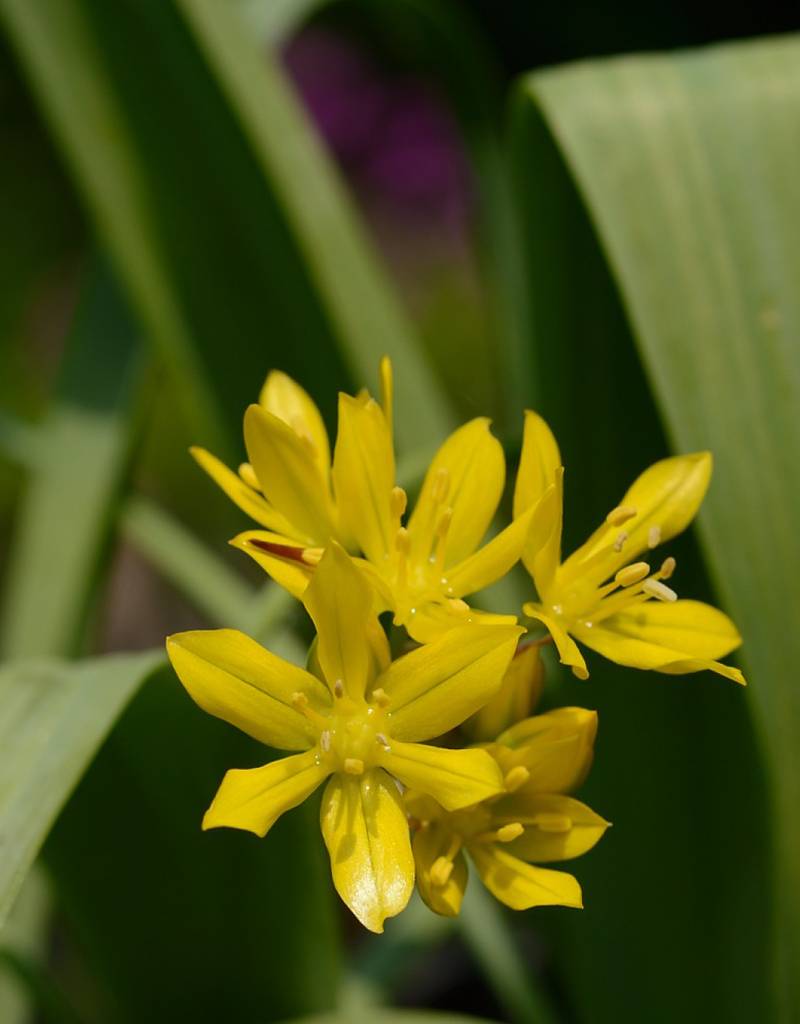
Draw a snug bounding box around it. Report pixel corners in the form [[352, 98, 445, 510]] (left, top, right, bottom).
[[430, 856, 454, 887], [449, 598, 470, 614], [615, 562, 650, 587], [660, 556, 676, 579], [238, 462, 260, 490], [431, 467, 450, 504], [503, 766, 530, 792], [433, 507, 453, 568], [319, 730, 331, 753], [395, 526, 410, 554], [333, 680, 344, 699], [375, 732, 391, 750], [606, 504, 637, 527], [371, 688, 390, 708], [647, 525, 662, 549], [643, 579, 677, 602], [613, 531, 629, 553], [291, 692, 329, 730], [301, 547, 322, 566], [344, 758, 364, 775], [534, 813, 572, 833], [390, 486, 408, 520], [291, 691, 309, 710], [496, 822, 524, 843]]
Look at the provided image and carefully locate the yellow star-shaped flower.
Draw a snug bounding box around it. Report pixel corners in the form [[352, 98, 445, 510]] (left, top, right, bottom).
[[514, 411, 745, 682], [191, 359, 534, 642], [409, 706, 608, 915], [166, 543, 522, 932]]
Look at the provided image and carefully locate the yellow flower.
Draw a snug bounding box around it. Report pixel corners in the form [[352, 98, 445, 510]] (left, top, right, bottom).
[[191, 359, 534, 642], [409, 707, 608, 915], [166, 542, 522, 932], [513, 411, 746, 683]]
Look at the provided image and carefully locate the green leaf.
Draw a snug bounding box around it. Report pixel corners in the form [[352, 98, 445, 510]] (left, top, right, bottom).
[[0, 649, 162, 927], [512, 33, 800, 1023], [0, 869, 51, 1024], [0, 260, 146, 659]]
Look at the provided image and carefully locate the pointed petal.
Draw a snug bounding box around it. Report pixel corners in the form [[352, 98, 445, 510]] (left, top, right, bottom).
[[413, 822, 468, 917], [403, 599, 516, 645], [259, 369, 331, 476], [332, 394, 395, 564], [524, 606, 588, 680], [470, 843, 583, 910], [303, 542, 377, 700], [560, 452, 712, 587], [190, 447, 296, 535], [528, 470, 564, 594], [513, 410, 562, 519], [320, 769, 414, 933], [244, 404, 334, 544], [571, 599, 745, 682], [203, 749, 328, 837], [166, 629, 329, 750], [377, 623, 523, 741], [496, 707, 597, 793], [496, 794, 609, 863], [381, 741, 504, 810], [408, 419, 504, 567], [230, 530, 315, 599], [446, 505, 536, 598]]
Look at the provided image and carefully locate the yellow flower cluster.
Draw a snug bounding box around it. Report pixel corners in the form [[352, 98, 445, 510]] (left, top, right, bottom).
[[166, 359, 744, 932]]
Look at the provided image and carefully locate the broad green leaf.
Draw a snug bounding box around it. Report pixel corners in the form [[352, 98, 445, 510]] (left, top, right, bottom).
[[0, 261, 145, 659], [0, 869, 50, 1024], [513, 33, 800, 1023], [0, 649, 162, 927]]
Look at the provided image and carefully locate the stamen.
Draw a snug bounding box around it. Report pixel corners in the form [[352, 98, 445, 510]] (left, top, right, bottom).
[[333, 680, 344, 699], [503, 766, 530, 792], [238, 462, 259, 490], [433, 507, 453, 569], [448, 598, 470, 614], [606, 504, 637, 526], [390, 486, 407, 520], [430, 856, 454, 887], [319, 730, 331, 753], [344, 758, 364, 775], [291, 692, 329, 730], [643, 579, 677, 602], [301, 547, 323, 566], [379, 355, 393, 438], [395, 526, 410, 554], [660, 556, 676, 579], [431, 467, 450, 505], [496, 822, 524, 843], [375, 732, 391, 750], [533, 813, 572, 833], [615, 562, 650, 587], [613, 531, 629, 553], [648, 525, 662, 549], [371, 688, 390, 708]]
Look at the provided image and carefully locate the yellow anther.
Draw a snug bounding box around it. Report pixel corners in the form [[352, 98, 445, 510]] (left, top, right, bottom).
[[238, 462, 260, 490], [643, 578, 678, 602], [606, 504, 637, 527], [430, 856, 454, 887], [371, 687, 390, 708], [615, 562, 650, 587], [375, 732, 391, 750], [333, 680, 344, 699], [647, 525, 662, 549], [496, 822, 524, 843], [431, 467, 450, 504], [319, 730, 331, 753], [613, 531, 629, 553], [301, 547, 323, 566], [344, 758, 365, 775], [534, 813, 572, 833], [503, 766, 530, 793], [433, 507, 453, 568], [660, 556, 676, 579], [395, 526, 410, 554], [291, 692, 329, 730], [291, 691, 309, 710], [390, 486, 408, 520], [449, 598, 470, 614]]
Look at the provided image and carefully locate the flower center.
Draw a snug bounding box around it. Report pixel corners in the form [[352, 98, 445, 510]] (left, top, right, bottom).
[[293, 689, 392, 776]]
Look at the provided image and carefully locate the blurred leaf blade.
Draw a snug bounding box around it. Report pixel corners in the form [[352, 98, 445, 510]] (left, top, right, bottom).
[[514, 32, 800, 1022]]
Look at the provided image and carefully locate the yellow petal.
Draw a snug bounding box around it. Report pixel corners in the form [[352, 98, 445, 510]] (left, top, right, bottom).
[[469, 843, 583, 910], [570, 599, 745, 682], [446, 505, 536, 598], [331, 394, 395, 564], [203, 749, 328, 837], [413, 822, 468, 917], [524, 606, 588, 680], [497, 794, 609, 863], [190, 447, 296, 535], [381, 740, 504, 810], [403, 599, 516, 645], [230, 530, 314, 599], [320, 768, 414, 933], [378, 623, 523, 741], [259, 369, 331, 477], [528, 470, 564, 594], [468, 642, 545, 742], [408, 419, 504, 567], [166, 629, 329, 750], [560, 452, 712, 587], [244, 404, 334, 544], [303, 542, 377, 700], [513, 410, 562, 519], [496, 707, 598, 793]]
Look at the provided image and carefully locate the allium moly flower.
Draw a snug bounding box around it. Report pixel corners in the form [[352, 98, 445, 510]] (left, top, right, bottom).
[[514, 411, 745, 683], [166, 543, 522, 932], [467, 641, 544, 742], [408, 706, 608, 915], [191, 359, 534, 643]]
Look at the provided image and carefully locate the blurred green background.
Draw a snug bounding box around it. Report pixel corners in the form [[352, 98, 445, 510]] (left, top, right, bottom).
[[0, 2, 799, 1023]]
